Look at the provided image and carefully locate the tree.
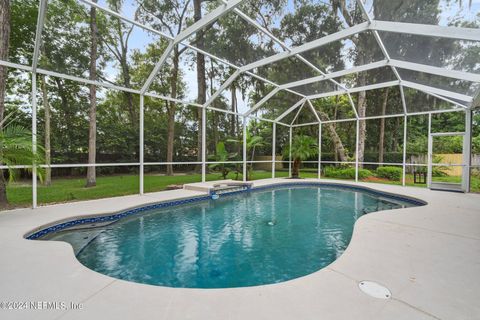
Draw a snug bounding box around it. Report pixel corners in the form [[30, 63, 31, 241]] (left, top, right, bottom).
[[243, 130, 265, 180], [311, 95, 350, 162], [35, 0, 94, 178], [285, 135, 318, 179], [0, 117, 44, 207], [0, 0, 10, 205], [102, 0, 137, 126], [40, 75, 51, 185], [86, 0, 98, 187], [330, 0, 377, 166], [193, 0, 205, 172], [208, 141, 238, 179], [138, 0, 191, 176], [378, 88, 389, 164]]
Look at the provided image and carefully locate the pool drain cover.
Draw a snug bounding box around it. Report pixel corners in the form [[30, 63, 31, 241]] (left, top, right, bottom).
[[358, 281, 391, 299]]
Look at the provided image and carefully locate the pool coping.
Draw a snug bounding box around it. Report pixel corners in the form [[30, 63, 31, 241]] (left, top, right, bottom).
[[24, 181, 426, 240], [1, 178, 479, 320]]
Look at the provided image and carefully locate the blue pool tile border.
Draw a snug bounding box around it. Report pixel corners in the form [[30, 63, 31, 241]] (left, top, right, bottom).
[[26, 182, 426, 240]]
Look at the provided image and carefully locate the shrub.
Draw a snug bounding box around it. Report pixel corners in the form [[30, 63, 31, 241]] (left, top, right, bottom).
[[376, 166, 402, 180], [324, 167, 372, 179]]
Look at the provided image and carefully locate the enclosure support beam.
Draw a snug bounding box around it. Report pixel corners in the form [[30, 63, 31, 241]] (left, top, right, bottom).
[[399, 85, 408, 115], [32, 0, 47, 72], [30, 0, 47, 209], [240, 22, 369, 72], [306, 99, 321, 123], [390, 59, 480, 83], [308, 81, 400, 100], [427, 113, 433, 188], [243, 117, 247, 182], [31, 75, 38, 209], [275, 99, 306, 122], [141, 0, 244, 94], [402, 81, 472, 104], [356, 0, 404, 92], [226, 2, 354, 107], [244, 88, 280, 117], [0, 52, 280, 124], [318, 123, 322, 179], [79, 0, 280, 92], [140, 41, 174, 95], [370, 20, 480, 42], [355, 120, 360, 182], [347, 94, 359, 119], [202, 107, 207, 182], [290, 102, 306, 125], [278, 60, 388, 91], [227, 2, 347, 95], [272, 122, 276, 178], [464, 110, 472, 192], [289, 127, 292, 177], [402, 115, 408, 186], [202, 70, 241, 109], [139, 95, 144, 195]]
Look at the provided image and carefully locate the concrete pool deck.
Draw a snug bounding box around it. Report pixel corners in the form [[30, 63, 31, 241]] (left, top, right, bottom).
[[0, 178, 479, 320]]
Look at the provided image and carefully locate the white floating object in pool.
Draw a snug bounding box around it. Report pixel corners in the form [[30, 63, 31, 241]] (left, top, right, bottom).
[[358, 281, 391, 299], [211, 194, 219, 200]]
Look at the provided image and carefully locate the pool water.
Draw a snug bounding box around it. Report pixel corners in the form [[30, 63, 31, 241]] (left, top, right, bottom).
[[47, 186, 417, 288]]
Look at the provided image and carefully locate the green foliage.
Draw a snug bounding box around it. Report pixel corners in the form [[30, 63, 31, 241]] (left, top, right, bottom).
[[6, 170, 309, 207], [324, 167, 372, 180], [3, 0, 480, 200], [0, 116, 44, 182], [432, 155, 450, 177], [284, 135, 318, 178], [208, 142, 239, 179], [376, 166, 402, 180], [228, 131, 266, 180], [284, 135, 318, 162]]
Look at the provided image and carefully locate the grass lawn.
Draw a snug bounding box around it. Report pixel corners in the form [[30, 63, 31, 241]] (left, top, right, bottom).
[[6, 169, 479, 208], [7, 170, 295, 207]]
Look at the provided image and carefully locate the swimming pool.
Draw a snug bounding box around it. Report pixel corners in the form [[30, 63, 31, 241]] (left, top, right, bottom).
[[33, 184, 423, 288]]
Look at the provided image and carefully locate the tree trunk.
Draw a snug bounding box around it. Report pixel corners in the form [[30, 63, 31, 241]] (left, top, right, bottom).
[[318, 111, 348, 162], [292, 158, 301, 178], [210, 63, 218, 152], [331, 1, 368, 167], [0, 0, 10, 207], [53, 78, 73, 154], [166, 45, 180, 176], [356, 57, 367, 167], [118, 33, 136, 126], [86, 1, 98, 187], [120, 59, 135, 126], [378, 88, 389, 164], [194, 0, 206, 172], [393, 116, 400, 151], [41, 75, 51, 185]]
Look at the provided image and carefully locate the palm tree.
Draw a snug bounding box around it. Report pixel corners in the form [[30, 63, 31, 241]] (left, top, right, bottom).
[[0, 115, 44, 207], [285, 135, 318, 179], [208, 142, 239, 180]]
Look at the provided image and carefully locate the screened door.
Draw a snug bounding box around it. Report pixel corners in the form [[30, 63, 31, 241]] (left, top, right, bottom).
[[428, 132, 466, 192]]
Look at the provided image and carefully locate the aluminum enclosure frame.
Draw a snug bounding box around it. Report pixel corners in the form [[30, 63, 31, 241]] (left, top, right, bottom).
[[2, 0, 478, 207]]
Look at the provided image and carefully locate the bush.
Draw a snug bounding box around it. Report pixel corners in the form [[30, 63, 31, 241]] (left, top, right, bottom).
[[376, 166, 402, 180], [324, 167, 372, 179]]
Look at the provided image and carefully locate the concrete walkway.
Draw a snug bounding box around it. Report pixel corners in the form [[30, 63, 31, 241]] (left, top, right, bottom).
[[0, 179, 479, 320]]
